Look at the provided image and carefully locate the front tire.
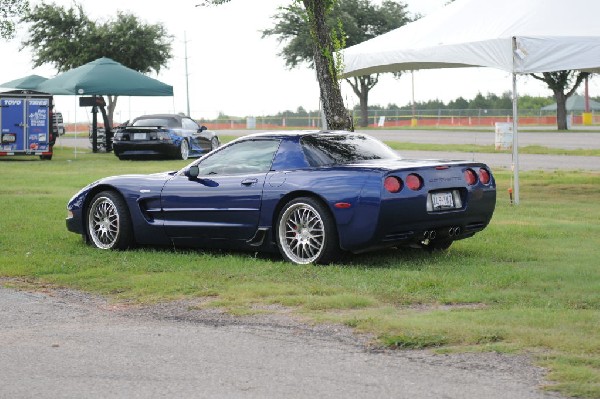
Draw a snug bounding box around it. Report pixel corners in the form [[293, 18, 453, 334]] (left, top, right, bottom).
[[86, 191, 133, 250], [276, 197, 340, 265], [179, 139, 189, 160]]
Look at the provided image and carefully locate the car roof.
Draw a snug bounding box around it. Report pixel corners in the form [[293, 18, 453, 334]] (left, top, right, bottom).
[[240, 130, 357, 139], [132, 114, 188, 122]]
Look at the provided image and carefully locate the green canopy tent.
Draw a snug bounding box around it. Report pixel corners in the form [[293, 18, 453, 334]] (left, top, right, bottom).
[[37, 57, 173, 152], [541, 94, 600, 112], [36, 57, 173, 96], [0, 74, 48, 90]]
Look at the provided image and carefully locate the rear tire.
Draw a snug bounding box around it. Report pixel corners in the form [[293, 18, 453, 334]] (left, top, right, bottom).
[[86, 191, 133, 250], [276, 197, 340, 265], [210, 136, 220, 151]]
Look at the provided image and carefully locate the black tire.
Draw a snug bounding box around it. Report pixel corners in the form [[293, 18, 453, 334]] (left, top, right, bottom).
[[179, 139, 189, 160], [210, 136, 220, 151], [276, 197, 340, 265], [39, 154, 52, 160], [86, 191, 133, 250]]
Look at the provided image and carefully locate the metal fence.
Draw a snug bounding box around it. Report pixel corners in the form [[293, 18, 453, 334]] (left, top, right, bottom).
[[60, 108, 599, 133], [197, 109, 598, 130]]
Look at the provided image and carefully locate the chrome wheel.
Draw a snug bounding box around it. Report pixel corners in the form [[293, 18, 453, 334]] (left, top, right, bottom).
[[210, 136, 220, 151], [277, 197, 341, 265], [179, 139, 189, 160], [88, 195, 120, 249], [86, 191, 133, 250]]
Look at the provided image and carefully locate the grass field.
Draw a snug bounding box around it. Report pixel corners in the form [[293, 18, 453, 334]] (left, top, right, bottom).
[[1, 147, 599, 397]]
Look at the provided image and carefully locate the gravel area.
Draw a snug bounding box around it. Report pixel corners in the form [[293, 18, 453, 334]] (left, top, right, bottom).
[[0, 279, 566, 399]]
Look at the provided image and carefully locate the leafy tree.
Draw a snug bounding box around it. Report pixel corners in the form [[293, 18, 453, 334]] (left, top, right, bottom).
[[447, 96, 469, 110], [468, 93, 489, 110], [263, 0, 412, 127], [518, 94, 553, 110], [530, 71, 589, 130], [200, 0, 352, 130], [21, 3, 93, 70], [0, 0, 28, 39], [492, 92, 513, 109], [21, 2, 172, 125]]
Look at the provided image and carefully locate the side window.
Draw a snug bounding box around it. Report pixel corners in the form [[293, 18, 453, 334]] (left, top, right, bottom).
[[182, 118, 199, 130], [194, 139, 280, 175]]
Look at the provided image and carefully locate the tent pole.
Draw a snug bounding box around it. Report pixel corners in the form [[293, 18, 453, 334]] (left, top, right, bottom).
[[512, 72, 520, 205]]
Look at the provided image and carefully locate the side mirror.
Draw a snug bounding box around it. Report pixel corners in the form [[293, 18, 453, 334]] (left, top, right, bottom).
[[199, 125, 208, 132], [185, 165, 200, 179]]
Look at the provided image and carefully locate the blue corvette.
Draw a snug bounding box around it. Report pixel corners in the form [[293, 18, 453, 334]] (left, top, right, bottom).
[[66, 131, 496, 264]]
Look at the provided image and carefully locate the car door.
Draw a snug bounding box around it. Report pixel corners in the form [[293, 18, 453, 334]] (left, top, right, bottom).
[[182, 117, 211, 153], [160, 138, 281, 244]]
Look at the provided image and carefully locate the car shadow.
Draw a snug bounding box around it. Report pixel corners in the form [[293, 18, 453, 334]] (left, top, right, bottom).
[[135, 245, 446, 271], [335, 247, 451, 270]]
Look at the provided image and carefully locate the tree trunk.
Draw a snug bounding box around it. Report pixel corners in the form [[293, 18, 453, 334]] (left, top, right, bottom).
[[554, 90, 568, 130], [530, 71, 589, 131], [346, 75, 378, 127], [107, 95, 118, 127], [302, 0, 352, 131], [359, 87, 369, 128]]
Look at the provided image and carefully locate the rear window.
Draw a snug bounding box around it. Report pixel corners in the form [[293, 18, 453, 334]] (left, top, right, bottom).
[[300, 133, 398, 166], [132, 117, 179, 128]]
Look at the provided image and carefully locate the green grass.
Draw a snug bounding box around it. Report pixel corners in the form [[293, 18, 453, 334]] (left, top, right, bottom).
[[1, 147, 599, 397]]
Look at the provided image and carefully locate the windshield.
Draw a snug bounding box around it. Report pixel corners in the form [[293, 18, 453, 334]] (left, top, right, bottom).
[[301, 134, 399, 166], [132, 117, 179, 128]]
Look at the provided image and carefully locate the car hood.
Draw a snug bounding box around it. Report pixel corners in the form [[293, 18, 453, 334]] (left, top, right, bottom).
[[97, 171, 177, 183]]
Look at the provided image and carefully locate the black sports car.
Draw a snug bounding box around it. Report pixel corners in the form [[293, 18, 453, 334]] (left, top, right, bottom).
[[112, 114, 220, 160]]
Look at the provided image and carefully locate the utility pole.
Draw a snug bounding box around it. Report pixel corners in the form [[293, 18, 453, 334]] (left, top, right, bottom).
[[184, 31, 191, 117]]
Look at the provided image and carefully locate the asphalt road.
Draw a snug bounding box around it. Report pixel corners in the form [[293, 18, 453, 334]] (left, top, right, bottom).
[[0, 286, 562, 399], [55, 129, 600, 171]]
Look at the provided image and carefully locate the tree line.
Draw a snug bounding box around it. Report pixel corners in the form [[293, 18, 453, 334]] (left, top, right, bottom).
[[213, 92, 592, 122]]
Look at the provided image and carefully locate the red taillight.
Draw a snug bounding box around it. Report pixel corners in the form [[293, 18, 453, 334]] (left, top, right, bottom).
[[464, 169, 477, 185], [478, 168, 491, 185], [406, 174, 422, 191], [384, 176, 402, 193]]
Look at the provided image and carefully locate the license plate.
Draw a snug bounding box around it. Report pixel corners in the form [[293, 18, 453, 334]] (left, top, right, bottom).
[[133, 133, 146, 140], [431, 192, 454, 210], [2, 134, 16, 143]]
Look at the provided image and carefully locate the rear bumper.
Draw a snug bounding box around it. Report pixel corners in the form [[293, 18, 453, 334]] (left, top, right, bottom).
[[113, 141, 179, 158], [340, 188, 496, 252]]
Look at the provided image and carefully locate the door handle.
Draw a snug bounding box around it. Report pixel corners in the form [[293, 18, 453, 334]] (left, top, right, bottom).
[[241, 178, 258, 186]]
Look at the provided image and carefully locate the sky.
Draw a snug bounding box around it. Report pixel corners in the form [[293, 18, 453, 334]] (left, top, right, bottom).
[[2, 0, 597, 124]]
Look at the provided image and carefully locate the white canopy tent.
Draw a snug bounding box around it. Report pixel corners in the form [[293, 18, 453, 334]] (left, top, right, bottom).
[[342, 0, 600, 204]]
